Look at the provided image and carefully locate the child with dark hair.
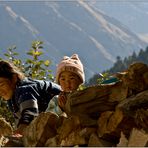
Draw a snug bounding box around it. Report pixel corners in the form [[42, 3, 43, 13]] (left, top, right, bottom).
[[0, 60, 61, 135]]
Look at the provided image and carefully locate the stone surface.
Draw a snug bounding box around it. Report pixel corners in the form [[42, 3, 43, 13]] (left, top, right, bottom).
[[128, 128, 148, 147], [23, 112, 59, 147]]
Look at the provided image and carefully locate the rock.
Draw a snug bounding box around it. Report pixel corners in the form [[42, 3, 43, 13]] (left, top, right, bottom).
[[23, 112, 59, 147], [88, 132, 115, 147], [97, 109, 123, 137], [117, 132, 128, 147], [3, 136, 23, 147], [128, 128, 148, 147], [60, 128, 86, 146], [116, 62, 148, 95], [0, 117, 13, 137], [0, 117, 13, 147], [64, 83, 124, 119], [97, 111, 113, 137], [45, 136, 59, 147], [117, 90, 148, 116], [57, 115, 80, 141]]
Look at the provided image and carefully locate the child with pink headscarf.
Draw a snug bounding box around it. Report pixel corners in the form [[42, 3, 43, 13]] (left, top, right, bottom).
[[46, 54, 85, 115]]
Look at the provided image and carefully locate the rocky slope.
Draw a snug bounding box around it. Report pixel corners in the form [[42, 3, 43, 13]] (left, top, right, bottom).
[[0, 1, 147, 80]]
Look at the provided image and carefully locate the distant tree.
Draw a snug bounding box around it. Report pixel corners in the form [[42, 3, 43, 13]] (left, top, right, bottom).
[[138, 49, 145, 62], [144, 46, 148, 64], [87, 46, 148, 86], [124, 51, 138, 67], [145, 46, 148, 54], [85, 71, 112, 86], [85, 73, 106, 86], [138, 48, 148, 64], [109, 56, 126, 73]]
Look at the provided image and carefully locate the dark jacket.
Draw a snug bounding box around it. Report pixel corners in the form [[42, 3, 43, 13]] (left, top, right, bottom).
[[8, 77, 61, 126]]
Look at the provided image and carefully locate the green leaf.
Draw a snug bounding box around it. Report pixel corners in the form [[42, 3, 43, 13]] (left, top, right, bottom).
[[44, 60, 50, 66], [4, 53, 10, 57]]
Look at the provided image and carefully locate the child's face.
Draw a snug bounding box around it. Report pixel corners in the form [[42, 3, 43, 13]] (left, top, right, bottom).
[[0, 77, 16, 100], [59, 71, 81, 92]]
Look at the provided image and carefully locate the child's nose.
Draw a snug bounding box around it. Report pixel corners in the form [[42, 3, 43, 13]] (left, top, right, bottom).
[[65, 80, 71, 85], [65, 79, 70, 83]]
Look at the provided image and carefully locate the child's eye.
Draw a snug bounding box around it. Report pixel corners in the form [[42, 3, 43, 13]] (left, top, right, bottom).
[[61, 78, 65, 81], [70, 77, 75, 80], [0, 83, 5, 87]]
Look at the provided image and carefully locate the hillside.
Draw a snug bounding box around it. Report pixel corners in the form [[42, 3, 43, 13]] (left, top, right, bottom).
[[89, 1, 148, 43], [0, 1, 147, 80]]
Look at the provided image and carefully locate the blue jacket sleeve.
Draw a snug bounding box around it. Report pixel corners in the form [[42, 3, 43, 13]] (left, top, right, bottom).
[[16, 88, 39, 126], [12, 79, 61, 126]]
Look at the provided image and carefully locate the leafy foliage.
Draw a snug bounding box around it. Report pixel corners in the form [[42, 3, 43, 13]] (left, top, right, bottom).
[[86, 73, 110, 86], [0, 41, 53, 125], [25, 41, 53, 80], [0, 101, 15, 126]]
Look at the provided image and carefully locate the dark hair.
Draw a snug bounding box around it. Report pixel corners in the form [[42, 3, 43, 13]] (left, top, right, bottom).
[[0, 60, 25, 80]]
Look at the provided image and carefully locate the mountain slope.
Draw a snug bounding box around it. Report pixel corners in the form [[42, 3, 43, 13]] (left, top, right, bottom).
[[89, 1, 148, 43], [0, 1, 147, 80]]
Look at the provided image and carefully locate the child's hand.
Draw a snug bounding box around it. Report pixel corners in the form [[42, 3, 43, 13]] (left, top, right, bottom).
[[13, 124, 28, 136], [58, 92, 67, 110], [11, 133, 23, 138]]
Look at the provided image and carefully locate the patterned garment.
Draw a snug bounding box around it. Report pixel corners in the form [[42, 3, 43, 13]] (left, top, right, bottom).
[[7, 77, 61, 126], [46, 95, 63, 116]]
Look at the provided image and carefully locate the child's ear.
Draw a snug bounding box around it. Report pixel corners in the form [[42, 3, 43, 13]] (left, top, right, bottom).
[[71, 54, 79, 60]]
